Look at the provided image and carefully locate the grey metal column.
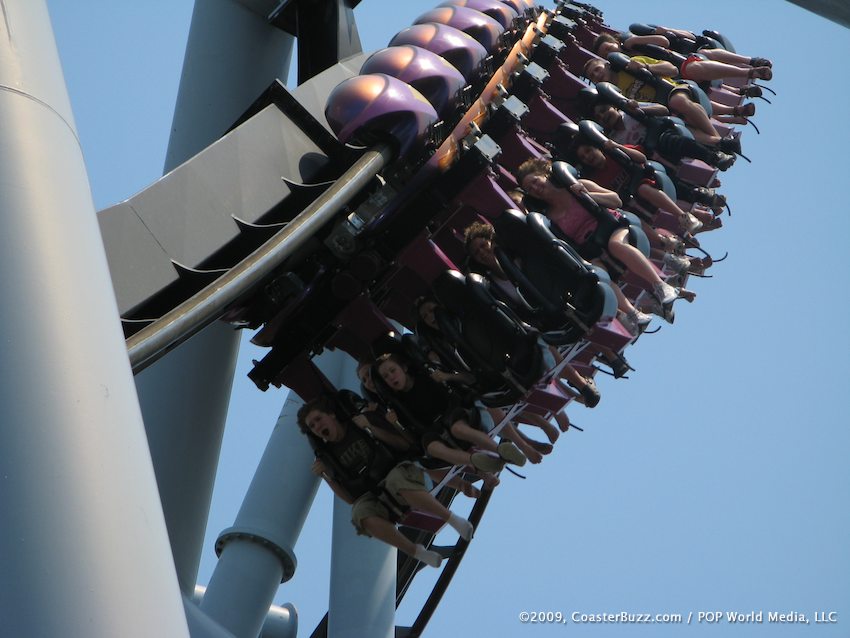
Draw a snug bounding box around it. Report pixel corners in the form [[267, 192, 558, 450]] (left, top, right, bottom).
[[320, 353, 397, 638], [0, 1, 189, 636], [201, 394, 320, 638], [328, 498, 397, 638], [137, 0, 295, 595]]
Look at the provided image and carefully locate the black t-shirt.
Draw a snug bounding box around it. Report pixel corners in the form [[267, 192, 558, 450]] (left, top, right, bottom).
[[324, 423, 398, 499], [397, 374, 453, 428]]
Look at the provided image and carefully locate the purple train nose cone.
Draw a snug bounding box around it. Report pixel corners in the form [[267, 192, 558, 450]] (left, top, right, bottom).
[[390, 23, 488, 82], [413, 6, 505, 53], [325, 73, 438, 158], [360, 45, 467, 117], [438, 0, 519, 30]]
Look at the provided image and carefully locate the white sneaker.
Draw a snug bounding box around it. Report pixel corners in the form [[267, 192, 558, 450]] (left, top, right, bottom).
[[663, 252, 691, 274], [633, 308, 652, 328], [620, 309, 652, 337], [683, 213, 703, 233], [652, 281, 678, 306], [618, 310, 639, 336]]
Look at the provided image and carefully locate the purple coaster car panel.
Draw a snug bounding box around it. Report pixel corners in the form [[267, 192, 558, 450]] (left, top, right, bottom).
[[361, 45, 467, 118], [324, 73, 438, 158], [390, 23, 489, 82], [449, 171, 521, 220], [676, 158, 718, 188], [492, 128, 548, 174], [438, 0, 519, 30], [523, 93, 575, 138], [541, 63, 590, 120], [587, 319, 633, 352], [526, 380, 570, 413], [559, 42, 602, 76], [709, 85, 744, 107], [413, 6, 505, 53], [573, 21, 600, 50]]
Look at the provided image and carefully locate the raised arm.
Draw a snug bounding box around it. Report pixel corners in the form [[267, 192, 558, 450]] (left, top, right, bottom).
[[623, 34, 670, 49], [626, 56, 678, 78], [352, 413, 411, 451], [577, 179, 623, 208], [604, 139, 647, 164], [312, 459, 355, 504]]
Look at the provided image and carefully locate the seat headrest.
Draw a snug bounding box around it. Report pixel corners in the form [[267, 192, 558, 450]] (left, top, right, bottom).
[[606, 51, 631, 71], [551, 160, 580, 187], [578, 119, 607, 147]]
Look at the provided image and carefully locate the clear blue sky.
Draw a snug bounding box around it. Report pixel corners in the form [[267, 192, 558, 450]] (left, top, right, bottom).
[[48, 1, 850, 636]]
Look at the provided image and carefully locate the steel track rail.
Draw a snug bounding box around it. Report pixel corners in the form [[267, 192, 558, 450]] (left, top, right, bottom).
[[126, 144, 393, 374]]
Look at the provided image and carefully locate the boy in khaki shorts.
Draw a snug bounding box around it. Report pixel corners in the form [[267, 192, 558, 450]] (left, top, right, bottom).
[[297, 396, 475, 568]]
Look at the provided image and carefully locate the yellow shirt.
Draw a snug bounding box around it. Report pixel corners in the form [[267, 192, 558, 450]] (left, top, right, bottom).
[[613, 55, 679, 103]]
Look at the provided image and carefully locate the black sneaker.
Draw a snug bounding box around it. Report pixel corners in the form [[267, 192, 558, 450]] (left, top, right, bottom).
[[712, 151, 736, 171], [718, 135, 742, 156], [749, 56, 772, 68], [738, 85, 763, 98]]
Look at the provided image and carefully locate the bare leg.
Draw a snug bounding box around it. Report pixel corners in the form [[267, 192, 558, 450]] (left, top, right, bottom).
[[555, 410, 571, 432], [689, 127, 722, 146], [609, 278, 639, 315], [709, 101, 736, 116], [397, 489, 451, 520], [637, 184, 699, 234], [683, 59, 753, 82], [425, 469, 481, 498], [701, 48, 754, 66], [426, 440, 475, 467], [498, 421, 543, 463], [518, 410, 560, 444], [450, 419, 498, 452], [361, 516, 418, 556], [607, 228, 662, 286], [669, 92, 718, 138], [426, 440, 500, 488]]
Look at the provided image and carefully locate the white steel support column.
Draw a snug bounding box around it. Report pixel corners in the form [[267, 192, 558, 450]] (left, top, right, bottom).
[[320, 352, 397, 638], [138, 0, 294, 595], [0, 1, 189, 636], [201, 395, 319, 638], [328, 498, 397, 638]]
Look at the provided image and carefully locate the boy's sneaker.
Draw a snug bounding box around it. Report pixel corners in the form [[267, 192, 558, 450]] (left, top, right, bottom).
[[497, 441, 527, 467], [470, 451, 504, 474]]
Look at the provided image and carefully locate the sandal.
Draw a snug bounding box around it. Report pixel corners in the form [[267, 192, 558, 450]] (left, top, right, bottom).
[[606, 353, 633, 379], [733, 103, 756, 118], [749, 56, 772, 68], [738, 84, 762, 98], [700, 216, 723, 231], [688, 256, 713, 275], [659, 233, 685, 253], [748, 66, 772, 81], [578, 377, 601, 408]]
